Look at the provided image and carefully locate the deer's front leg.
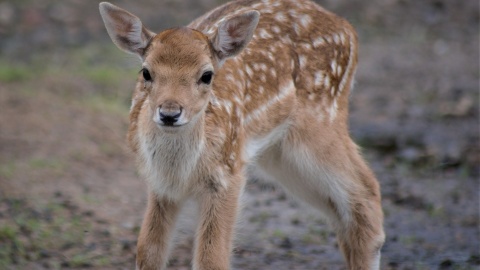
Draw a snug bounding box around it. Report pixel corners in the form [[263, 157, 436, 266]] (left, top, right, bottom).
[[193, 176, 244, 270], [136, 192, 180, 270]]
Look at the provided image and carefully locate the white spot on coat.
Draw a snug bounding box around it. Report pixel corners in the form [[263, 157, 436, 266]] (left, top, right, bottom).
[[333, 34, 340, 44], [324, 75, 331, 89], [272, 26, 281, 34], [300, 14, 311, 28], [329, 99, 338, 121], [313, 36, 325, 48], [245, 80, 295, 124], [314, 71, 324, 87], [299, 55, 307, 69], [245, 65, 253, 77], [259, 28, 273, 39], [275, 12, 286, 22], [330, 59, 337, 74]]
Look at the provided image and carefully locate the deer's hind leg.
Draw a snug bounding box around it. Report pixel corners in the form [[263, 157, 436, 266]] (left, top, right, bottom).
[[255, 119, 384, 270]]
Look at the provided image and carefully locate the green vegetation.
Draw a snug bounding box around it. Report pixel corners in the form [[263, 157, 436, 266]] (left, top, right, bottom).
[[301, 225, 330, 245], [399, 235, 419, 246], [0, 62, 33, 83], [427, 204, 445, 218], [83, 66, 130, 87], [249, 211, 272, 223], [81, 93, 130, 117], [2, 45, 136, 118], [0, 162, 16, 179], [28, 157, 65, 172], [272, 229, 286, 238], [0, 199, 107, 268], [69, 254, 90, 267], [0, 46, 138, 267]]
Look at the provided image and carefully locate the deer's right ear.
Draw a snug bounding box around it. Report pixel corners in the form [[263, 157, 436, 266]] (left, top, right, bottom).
[[99, 2, 154, 58]]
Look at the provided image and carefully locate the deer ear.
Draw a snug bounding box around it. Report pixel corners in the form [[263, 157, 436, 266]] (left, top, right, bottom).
[[211, 11, 260, 62], [99, 2, 154, 57]]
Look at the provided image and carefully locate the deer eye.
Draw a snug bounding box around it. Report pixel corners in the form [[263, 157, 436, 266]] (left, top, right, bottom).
[[142, 68, 152, 81], [199, 71, 213, 85]]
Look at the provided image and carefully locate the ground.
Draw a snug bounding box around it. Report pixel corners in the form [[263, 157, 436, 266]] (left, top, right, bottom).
[[0, 0, 478, 269]]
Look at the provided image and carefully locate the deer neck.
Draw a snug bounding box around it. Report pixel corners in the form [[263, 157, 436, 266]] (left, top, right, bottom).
[[138, 108, 206, 199]]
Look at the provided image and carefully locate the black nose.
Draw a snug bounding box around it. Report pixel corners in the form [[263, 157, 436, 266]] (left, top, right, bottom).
[[159, 110, 181, 125], [159, 102, 182, 126]]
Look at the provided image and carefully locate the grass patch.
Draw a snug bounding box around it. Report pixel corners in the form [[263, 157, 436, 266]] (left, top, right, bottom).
[[1, 46, 136, 120], [0, 162, 16, 179], [0, 57, 51, 83], [399, 235, 419, 245], [301, 226, 330, 245], [82, 93, 130, 117], [94, 256, 111, 266], [0, 225, 17, 241], [272, 229, 286, 238], [0, 198, 103, 268], [69, 44, 139, 89], [0, 63, 32, 83], [249, 211, 272, 223], [82, 66, 135, 88], [427, 204, 445, 218], [28, 157, 66, 175], [69, 254, 91, 267], [81, 194, 100, 205]]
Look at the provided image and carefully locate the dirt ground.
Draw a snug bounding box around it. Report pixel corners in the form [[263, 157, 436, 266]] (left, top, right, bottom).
[[0, 0, 478, 269]]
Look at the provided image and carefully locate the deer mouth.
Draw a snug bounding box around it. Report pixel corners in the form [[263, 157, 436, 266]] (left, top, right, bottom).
[[159, 122, 184, 127], [157, 122, 187, 130], [160, 118, 178, 127]]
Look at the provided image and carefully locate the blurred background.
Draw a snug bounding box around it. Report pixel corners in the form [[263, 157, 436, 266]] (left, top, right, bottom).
[[0, 0, 478, 269]]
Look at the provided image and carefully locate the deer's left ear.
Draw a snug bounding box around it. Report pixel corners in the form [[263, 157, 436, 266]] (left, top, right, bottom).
[[210, 11, 260, 63]]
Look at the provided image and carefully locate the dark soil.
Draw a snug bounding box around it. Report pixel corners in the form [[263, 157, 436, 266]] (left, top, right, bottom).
[[0, 0, 478, 269]]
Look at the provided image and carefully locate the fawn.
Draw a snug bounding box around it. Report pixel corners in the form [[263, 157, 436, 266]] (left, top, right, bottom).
[[99, 0, 385, 269]]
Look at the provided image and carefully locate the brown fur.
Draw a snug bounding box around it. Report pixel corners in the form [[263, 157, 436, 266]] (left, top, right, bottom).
[[99, 0, 385, 269]]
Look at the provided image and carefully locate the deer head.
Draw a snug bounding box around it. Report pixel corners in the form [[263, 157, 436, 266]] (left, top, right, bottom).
[[99, 2, 259, 130]]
